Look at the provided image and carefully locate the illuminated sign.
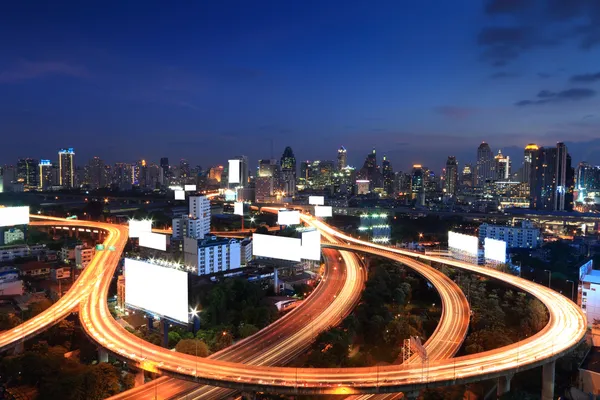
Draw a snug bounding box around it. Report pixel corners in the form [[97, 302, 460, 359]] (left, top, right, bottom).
[[448, 231, 478, 256], [308, 196, 324, 206], [234, 201, 244, 216], [174, 190, 185, 200], [277, 209, 300, 226], [0, 206, 30, 227], [314, 206, 332, 217], [252, 233, 301, 262], [484, 238, 507, 263], [139, 232, 167, 251], [300, 229, 321, 261], [228, 159, 241, 184], [128, 219, 152, 238]]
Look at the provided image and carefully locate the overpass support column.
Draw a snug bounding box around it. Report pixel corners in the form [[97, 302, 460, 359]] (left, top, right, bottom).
[[98, 348, 108, 363], [542, 360, 555, 400], [161, 320, 169, 348], [134, 369, 145, 387], [147, 316, 154, 331], [497, 375, 512, 398]]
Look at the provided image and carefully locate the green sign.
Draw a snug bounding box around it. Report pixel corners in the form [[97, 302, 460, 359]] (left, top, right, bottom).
[[96, 244, 105, 251]]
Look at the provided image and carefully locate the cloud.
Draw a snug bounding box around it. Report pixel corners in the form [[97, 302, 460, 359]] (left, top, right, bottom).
[[0, 60, 88, 83], [515, 87, 596, 106], [489, 71, 519, 79], [479, 0, 600, 65], [434, 106, 478, 119], [570, 71, 600, 83]]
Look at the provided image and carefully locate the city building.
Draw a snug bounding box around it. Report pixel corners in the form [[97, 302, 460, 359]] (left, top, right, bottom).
[[0, 267, 24, 296], [87, 156, 106, 189], [172, 215, 209, 240], [111, 163, 132, 191], [0, 244, 46, 263], [229, 155, 249, 189], [16, 158, 38, 191], [17, 261, 50, 277], [332, 166, 355, 195], [356, 180, 370, 195], [576, 162, 600, 204], [530, 143, 574, 211], [580, 261, 599, 327], [478, 220, 541, 249], [411, 165, 424, 204], [160, 157, 170, 186], [308, 160, 335, 190], [240, 238, 253, 266], [382, 156, 394, 196], [4, 228, 25, 245], [58, 148, 75, 188], [461, 164, 474, 189], [337, 146, 347, 171], [189, 195, 210, 219], [476, 142, 494, 186], [494, 150, 510, 181], [196, 236, 242, 276], [38, 160, 52, 190], [523, 143, 538, 185], [280, 147, 296, 197], [444, 156, 458, 197], [256, 159, 280, 202], [50, 266, 72, 281], [357, 148, 382, 190], [208, 165, 224, 186], [75, 245, 95, 269], [60, 246, 76, 263], [358, 213, 391, 243]]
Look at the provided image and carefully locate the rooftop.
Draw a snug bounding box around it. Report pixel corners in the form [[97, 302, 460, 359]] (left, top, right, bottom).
[[583, 270, 600, 284]]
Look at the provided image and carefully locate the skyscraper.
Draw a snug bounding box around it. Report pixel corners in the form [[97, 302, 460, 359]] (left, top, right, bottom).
[[476, 142, 493, 186], [530, 143, 574, 211], [444, 156, 458, 197], [337, 146, 347, 171], [523, 144, 538, 185], [382, 156, 394, 196], [358, 148, 382, 189], [58, 148, 75, 188], [160, 157, 170, 186], [88, 156, 105, 189], [17, 158, 39, 191], [256, 159, 280, 201], [38, 160, 52, 190], [280, 147, 296, 197], [555, 142, 568, 211], [461, 164, 474, 188], [494, 150, 510, 181]]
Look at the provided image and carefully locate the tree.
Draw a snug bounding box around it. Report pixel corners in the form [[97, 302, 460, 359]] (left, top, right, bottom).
[[175, 339, 210, 357], [167, 331, 181, 348], [238, 323, 259, 338], [83, 363, 121, 399], [28, 298, 53, 318]]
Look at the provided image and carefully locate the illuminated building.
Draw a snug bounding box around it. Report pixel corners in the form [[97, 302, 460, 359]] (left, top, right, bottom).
[[357, 148, 382, 190], [196, 237, 241, 276], [256, 159, 280, 202], [332, 166, 355, 195], [58, 148, 75, 188], [280, 147, 296, 197], [180, 159, 190, 184], [476, 142, 493, 186], [87, 156, 106, 189], [16, 158, 38, 191], [444, 156, 458, 197], [307, 160, 335, 190], [382, 156, 394, 196], [160, 157, 170, 186], [530, 143, 574, 211], [461, 163, 473, 189], [411, 164, 424, 201], [38, 160, 52, 190], [337, 146, 347, 171], [523, 143, 538, 185], [358, 213, 391, 243], [112, 163, 132, 190], [494, 150, 510, 181], [576, 162, 600, 204], [356, 179, 370, 195], [172, 216, 207, 240], [479, 220, 540, 249]]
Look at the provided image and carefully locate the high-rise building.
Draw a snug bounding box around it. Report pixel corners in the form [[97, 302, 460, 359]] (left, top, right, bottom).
[[461, 164, 474, 188], [309, 160, 335, 190], [298, 161, 311, 188], [337, 146, 347, 171], [38, 160, 52, 190], [160, 157, 170, 186], [357, 148, 382, 190], [476, 142, 493, 186], [576, 162, 600, 202], [523, 144, 538, 185], [180, 159, 190, 183], [382, 156, 394, 196], [16, 158, 38, 191], [58, 148, 75, 188], [280, 147, 296, 197], [494, 150, 510, 181], [411, 164, 424, 197], [87, 156, 105, 189], [530, 143, 574, 211], [256, 159, 280, 201], [208, 165, 224, 184], [444, 156, 458, 197], [229, 156, 249, 188]]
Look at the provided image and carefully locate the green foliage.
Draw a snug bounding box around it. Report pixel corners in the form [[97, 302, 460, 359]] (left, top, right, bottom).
[[27, 298, 53, 319], [167, 331, 181, 348], [175, 339, 210, 357], [238, 323, 260, 338]]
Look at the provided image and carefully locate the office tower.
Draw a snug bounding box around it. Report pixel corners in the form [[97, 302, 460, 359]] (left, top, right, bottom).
[[530, 143, 574, 211], [411, 165, 424, 196], [576, 162, 600, 202], [332, 166, 355, 195], [358, 148, 382, 189], [444, 156, 458, 196], [87, 156, 105, 189], [476, 142, 493, 186], [160, 157, 169, 186], [461, 164, 474, 188], [38, 160, 52, 190], [180, 159, 190, 183], [299, 161, 311, 188], [112, 163, 132, 191], [280, 147, 296, 197], [494, 150, 510, 181], [337, 146, 347, 171], [16, 158, 39, 191], [148, 163, 160, 189], [58, 148, 75, 188], [310, 160, 335, 190], [188, 196, 211, 237], [523, 144, 538, 184], [256, 159, 280, 201], [382, 156, 394, 196]]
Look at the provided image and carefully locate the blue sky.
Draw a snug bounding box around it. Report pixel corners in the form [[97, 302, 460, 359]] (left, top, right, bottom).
[[1, 0, 600, 172]]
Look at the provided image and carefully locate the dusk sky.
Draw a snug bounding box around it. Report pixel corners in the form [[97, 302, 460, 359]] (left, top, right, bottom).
[[2, 1, 600, 172]]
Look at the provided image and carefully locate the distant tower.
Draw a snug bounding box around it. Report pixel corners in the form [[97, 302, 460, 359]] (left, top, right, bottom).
[[16, 158, 39, 191], [475, 142, 493, 186], [494, 150, 510, 181], [280, 147, 296, 197], [555, 142, 568, 211], [444, 156, 458, 196], [337, 146, 347, 171], [382, 156, 394, 195], [523, 144, 538, 185], [58, 148, 75, 188]]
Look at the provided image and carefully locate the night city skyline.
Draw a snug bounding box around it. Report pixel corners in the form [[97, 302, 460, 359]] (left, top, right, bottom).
[[2, 1, 600, 170]]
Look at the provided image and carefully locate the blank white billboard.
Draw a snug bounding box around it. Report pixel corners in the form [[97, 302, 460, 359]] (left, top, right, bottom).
[[224, 189, 237, 201], [124, 258, 188, 323], [314, 206, 332, 217], [234, 201, 244, 216], [484, 237, 507, 263], [277, 209, 300, 226], [228, 159, 241, 184], [184, 185, 197, 191], [252, 233, 301, 262], [139, 232, 167, 251], [174, 190, 185, 200], [0, 206, 29, 227], [301, 229, 321, 261], [448, 231, 478, 256], [129, 219, 152, 238], [308, 196, 324, 206]]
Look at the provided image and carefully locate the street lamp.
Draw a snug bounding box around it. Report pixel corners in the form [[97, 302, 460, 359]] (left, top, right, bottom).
[[544, 269, 552, 289], [566, 280, 575, 302]]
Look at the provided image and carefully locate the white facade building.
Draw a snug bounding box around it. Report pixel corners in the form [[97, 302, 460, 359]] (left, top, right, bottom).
[[189, 196, 211, 220], [172, 216, 208, 240], [240, 238, 253, 265], [4, 228, 24, 245], [197, 236, 241, 276], [0, 244, 46, 262], [581, 269, 600, 326], [478, 220, 540, 249]]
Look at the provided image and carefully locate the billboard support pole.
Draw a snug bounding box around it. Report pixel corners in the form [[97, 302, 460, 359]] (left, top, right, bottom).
[[161, 320, 169, 348]]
